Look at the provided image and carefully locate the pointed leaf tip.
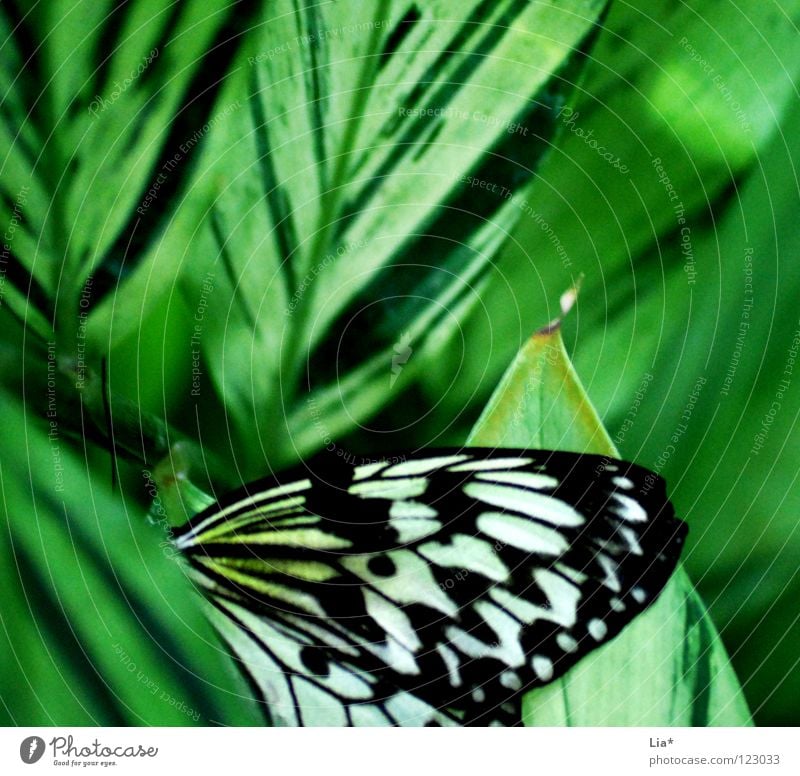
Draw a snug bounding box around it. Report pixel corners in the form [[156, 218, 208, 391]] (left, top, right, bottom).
[[536, 275, 583, 336]]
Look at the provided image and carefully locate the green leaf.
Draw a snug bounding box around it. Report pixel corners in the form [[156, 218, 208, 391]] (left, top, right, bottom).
[[85, 0, 611, 477], [410, 3, 800, 723], [467, 322, 751, 725], [437, 0, 800, 417], [0, 0, 289, 384], [0, 387, 261, 725], [580, 95, 800, 725]]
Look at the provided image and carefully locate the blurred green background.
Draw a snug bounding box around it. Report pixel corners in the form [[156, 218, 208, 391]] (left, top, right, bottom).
[[1, 0, 798, 725]]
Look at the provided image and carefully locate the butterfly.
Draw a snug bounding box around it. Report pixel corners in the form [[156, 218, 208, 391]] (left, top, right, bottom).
[[172, 448, 687, 726]]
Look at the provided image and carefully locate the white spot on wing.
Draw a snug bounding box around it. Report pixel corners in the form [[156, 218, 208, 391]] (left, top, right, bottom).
[[613, 493, 648, 522], [588, 618, 608, 641], [367, 634, 420, 675], [532, 569, 581, 627], [446, 626, 504, 665], [596, 553, 621, 593], [556, 632, 578, 653], [385, 692, 451, 726], [532, 655, 554, 681], [555, 562, 587, 585], [350, 704, 392, 726], [613, 476, 634, 490], [618, 525, 643, 555], [475, 471, 558, 490], [477, 512, 569, 555], [389, 500, 438, 519], [383, 455, 469, 477], [280, 614, 360, 658], [419, 534, 510, 582], [464, 482, 584, 527], [294, 678, 348, 726], [342, 551, 458, 617], [352, 461, 388, 481], [389, 501, 440, 542], [392, 518, 442, 543], [364, 589, 421, 652], [448, 457, 533, 473], [490, 579, 580, 634], [436, 643, 462, 688], [473, 601, 526, 667], [500, 671, 522, 690], [631, 586, 647, 604], [490, 588, 541, 624], [445, 604, 528, 670], [349, 477, 428, 500]]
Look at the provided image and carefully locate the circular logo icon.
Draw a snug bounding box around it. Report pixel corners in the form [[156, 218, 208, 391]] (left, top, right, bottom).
[[20, 736, 45, 764]]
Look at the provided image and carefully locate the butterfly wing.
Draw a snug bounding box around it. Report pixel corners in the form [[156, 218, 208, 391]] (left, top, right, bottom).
[[173, 449, 687, 726]]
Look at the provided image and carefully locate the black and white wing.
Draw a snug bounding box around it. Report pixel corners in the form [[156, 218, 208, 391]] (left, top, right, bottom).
[[172, 448, 687, 726]]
